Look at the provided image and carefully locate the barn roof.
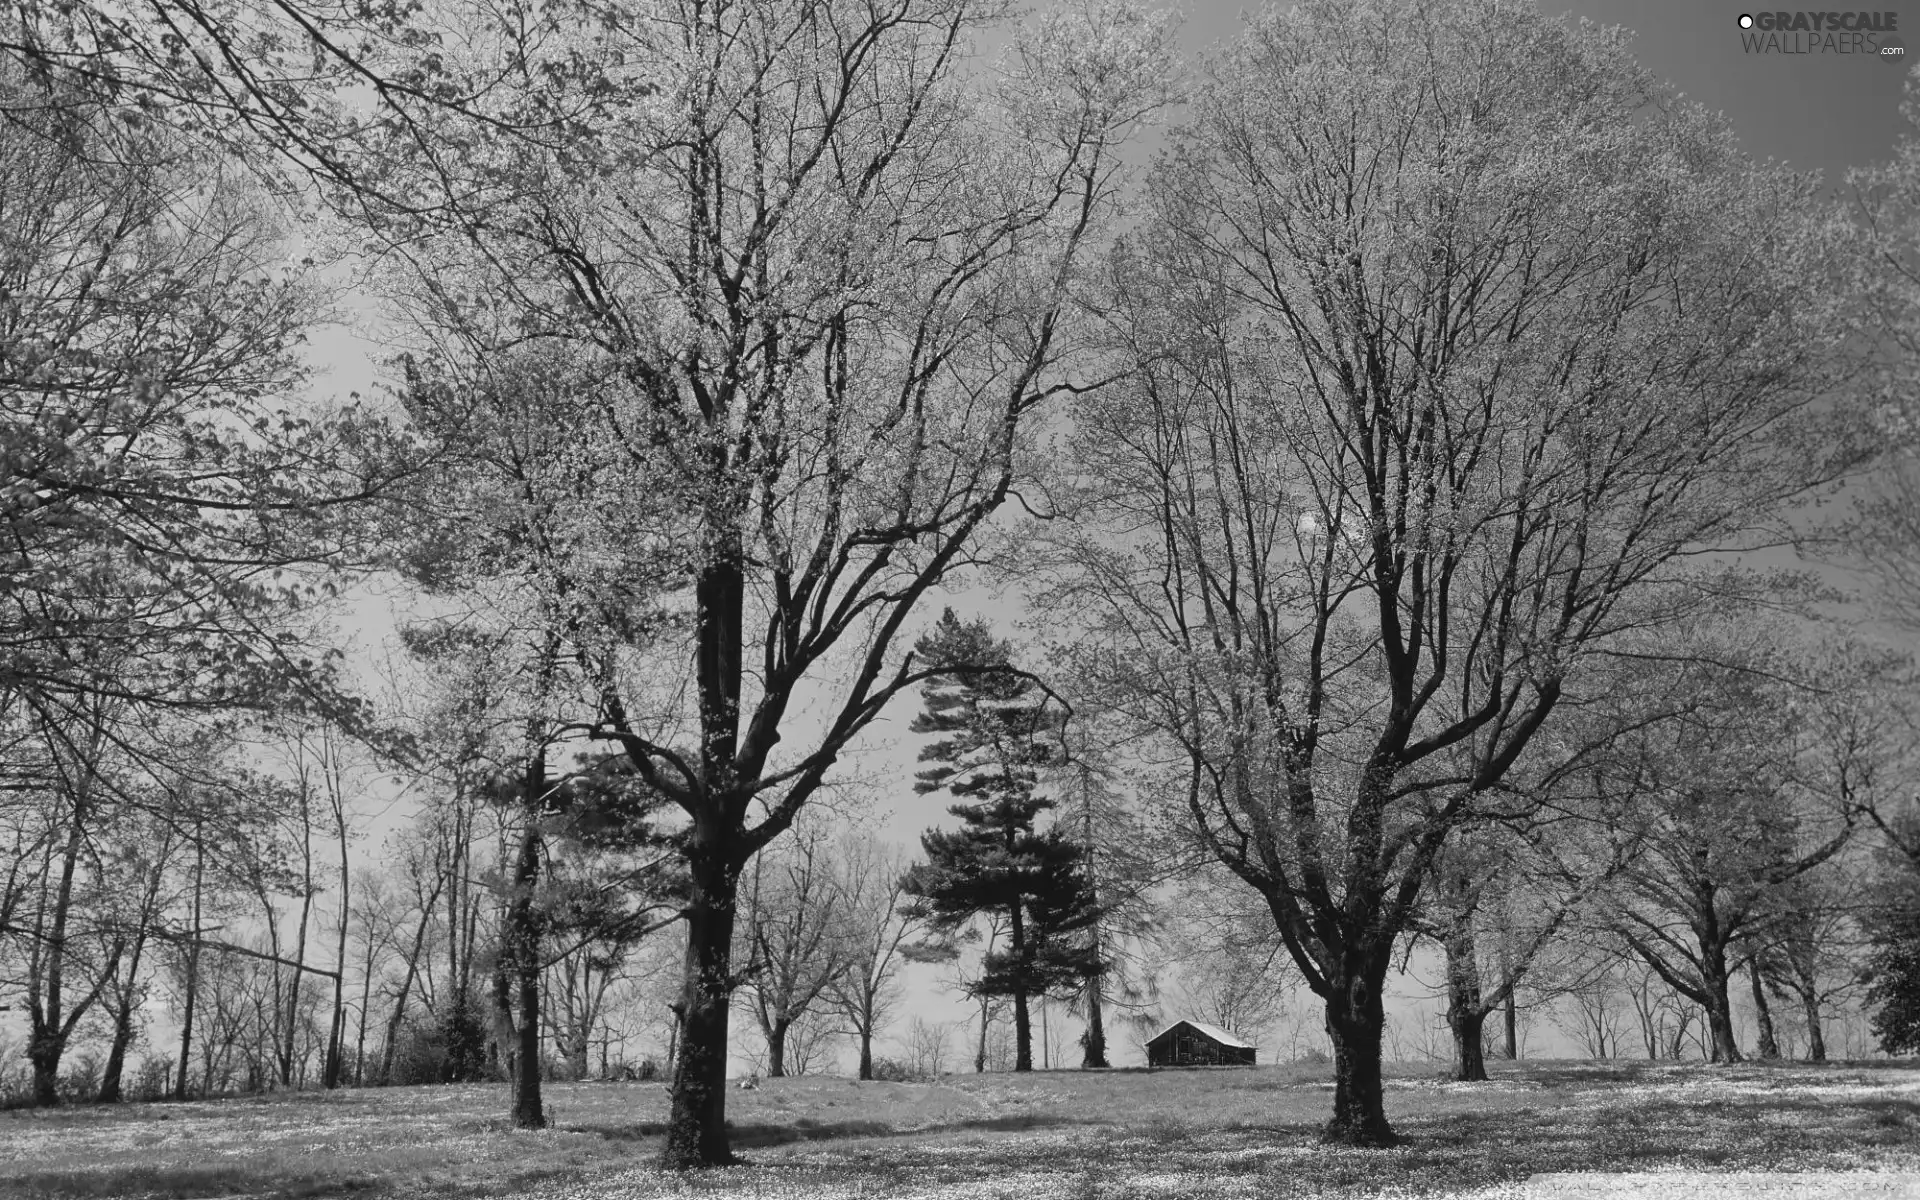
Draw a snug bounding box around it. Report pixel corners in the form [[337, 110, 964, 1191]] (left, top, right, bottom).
[[1147, 1019, 1256, 1049]]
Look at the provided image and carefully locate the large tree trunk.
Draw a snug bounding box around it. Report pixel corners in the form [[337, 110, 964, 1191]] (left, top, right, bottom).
[[1449, 1009, 1488, 1083], [98, 931, 148, 1103], [1444, 923, 1488, 1082], [98, 1006, 135, 1103], [512, 949, 543, 1125], [765, 1018, 790, 1078], [1012, 988, 1033, 1073], [1749, 962, 1779, 1060], [660, 845, 741, 1169], [1009, 905, 1032, 1072], [507, 760, 547, 1129], [28, 1034, 60, 1106], [1802, 991, 1827, 1062], [1323, 962, 1396, 1146], [1705, 985, 1741, 1064], [857, 1025, 874, 1081]]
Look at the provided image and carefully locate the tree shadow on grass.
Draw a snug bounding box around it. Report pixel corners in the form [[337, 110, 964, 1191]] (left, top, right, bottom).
[[0, 1165, 384, 1200], [565, 1111, 1085, 1150], [1395, 1088, 1920, 1186]]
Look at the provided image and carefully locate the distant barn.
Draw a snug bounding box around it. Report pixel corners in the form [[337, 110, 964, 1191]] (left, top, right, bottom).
[[1145, 1019, 1257, 1067]]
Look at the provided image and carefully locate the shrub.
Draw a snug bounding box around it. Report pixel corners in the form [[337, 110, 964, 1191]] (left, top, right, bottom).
[[130, 1056, 174, 1102], [868, 1057, 925, 1083], [59, 1051, 103, 1103], [388, 1003, 496, 1086]]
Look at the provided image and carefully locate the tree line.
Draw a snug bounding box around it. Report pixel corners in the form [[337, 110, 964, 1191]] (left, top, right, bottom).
[[3, 0, 1920, 1165]]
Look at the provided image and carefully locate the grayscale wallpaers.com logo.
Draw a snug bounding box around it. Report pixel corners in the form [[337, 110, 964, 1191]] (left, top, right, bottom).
[[1737, 11, 1906, 61]]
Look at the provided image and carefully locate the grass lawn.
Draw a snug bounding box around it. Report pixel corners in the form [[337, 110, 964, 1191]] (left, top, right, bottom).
[[1, 1060, 1917, 1199]]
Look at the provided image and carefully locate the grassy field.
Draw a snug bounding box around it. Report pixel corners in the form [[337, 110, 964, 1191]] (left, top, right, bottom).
[[1, 1060, 1917, 1199]]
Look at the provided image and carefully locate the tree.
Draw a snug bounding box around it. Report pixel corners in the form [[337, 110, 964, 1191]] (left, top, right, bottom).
[[95, 813, 175, 1102], [355, 0, 1170, 1164], [1751, 866, 1862, 1062], [0, 0, 637, 216], [1845, 80, 1920, 635], [373, 817, 449, 1086], [1037, 0, 1863, 1144], [1044, 724, 1165, 1068], [735, 827, 850, 1078], [1864, 891, 1920, 1055], [827, 837, 921, 1082], [902, 610, 1106, 1073], [1414, 800, 1626, 1082], [14, 691, 127, 1105], [538, 773, 681, 1081], [0, 65, 394, 732], [1163, 894, 1294, 1045], [1859, 734, 1920, 1056], [387, 331, 675, 1126], [1603, 643, 1886, 1064]]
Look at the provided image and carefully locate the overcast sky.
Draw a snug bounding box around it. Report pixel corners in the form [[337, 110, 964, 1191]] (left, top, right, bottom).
[[1163, 1, 1914, 179]]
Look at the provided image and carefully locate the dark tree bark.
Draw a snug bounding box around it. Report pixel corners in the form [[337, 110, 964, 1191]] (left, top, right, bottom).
[[1802, 992, 1827, 1062], [1444, 918, 1488, 1081], [505, 733, 551, 1129], [175, 834, 204, 1100], [101, 829, 170, 1104], [97, 929, 148, 1103], [1010, 905, 1033, 1073], [661, 839, 742, 1167], [856, 1028, 874, 1081], [28, 789, 113, 1107], [1324, 963, 1395, 1146], [1749, 961, 1779, 1060], [1705, 975, 1742, 1064], [97, 1005, 135, 1103], [1451, 1008, 1489, 1083], [975, 995, 990, 1074], [765, 1020, 790, 1078]]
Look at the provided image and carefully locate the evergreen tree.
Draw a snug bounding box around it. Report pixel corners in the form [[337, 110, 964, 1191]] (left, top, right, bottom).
[[900, 610, 1104, 1072], [1863, 875, 1920, 1056]]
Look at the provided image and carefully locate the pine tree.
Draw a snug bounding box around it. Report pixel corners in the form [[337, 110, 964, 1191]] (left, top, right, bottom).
[[1864, 883, 1920, 1056], [900, 610, 1104, 1072]]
